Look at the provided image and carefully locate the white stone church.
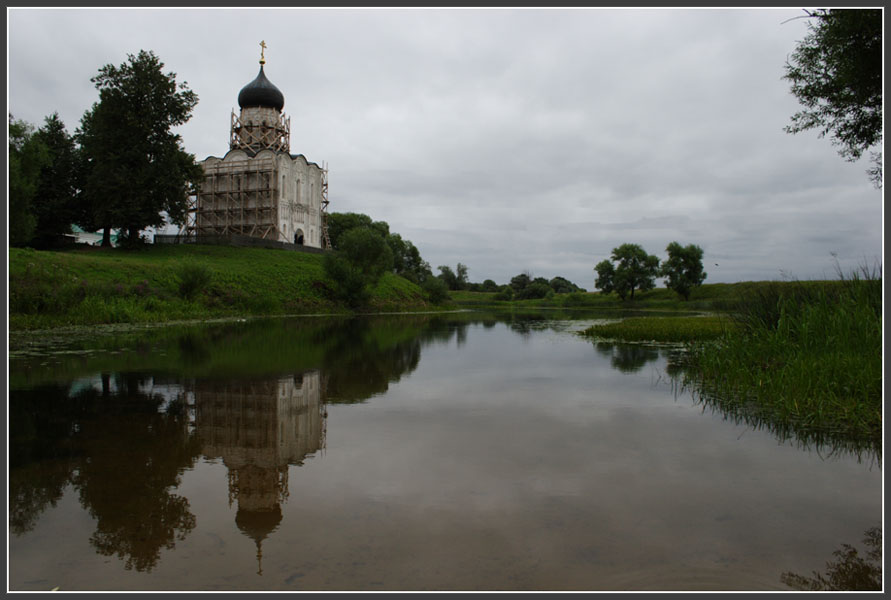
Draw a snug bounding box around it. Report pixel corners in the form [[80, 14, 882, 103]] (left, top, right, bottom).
[[192, 45, 329, 249]]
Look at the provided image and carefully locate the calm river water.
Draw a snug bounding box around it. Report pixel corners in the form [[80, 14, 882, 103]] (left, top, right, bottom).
[[7, 310, 882, 591]]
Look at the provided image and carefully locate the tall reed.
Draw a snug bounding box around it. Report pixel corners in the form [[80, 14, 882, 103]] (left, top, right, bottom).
[[683, 266, 882, 443]]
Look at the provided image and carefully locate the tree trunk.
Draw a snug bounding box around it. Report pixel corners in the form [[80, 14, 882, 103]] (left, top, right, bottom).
[[101, 226, 112, 247]]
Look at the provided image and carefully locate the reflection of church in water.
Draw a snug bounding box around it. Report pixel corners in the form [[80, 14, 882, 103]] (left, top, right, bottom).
[[193, 371, 325, 574]]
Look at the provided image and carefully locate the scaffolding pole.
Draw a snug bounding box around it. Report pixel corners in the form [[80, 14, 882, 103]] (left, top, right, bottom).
[[321, 162, 332, 250]]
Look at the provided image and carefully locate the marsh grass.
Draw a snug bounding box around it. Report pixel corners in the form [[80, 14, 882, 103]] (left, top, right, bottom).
[[683, 267, 882, 443], [581, 315, 734, 343], [572, 265, 882, 446]]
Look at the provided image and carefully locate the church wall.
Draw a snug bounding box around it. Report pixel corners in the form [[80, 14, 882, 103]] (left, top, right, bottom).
[[196, 150, 324, 248], [273, 153, 324, 247]]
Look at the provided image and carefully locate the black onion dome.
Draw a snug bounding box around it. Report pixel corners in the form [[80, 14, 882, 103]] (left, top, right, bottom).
[[237, 65, 284, 111], [235, 506, 282, 543]]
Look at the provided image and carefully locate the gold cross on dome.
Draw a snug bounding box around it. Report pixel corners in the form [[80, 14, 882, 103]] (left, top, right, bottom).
[[260, 40, 267, 64]]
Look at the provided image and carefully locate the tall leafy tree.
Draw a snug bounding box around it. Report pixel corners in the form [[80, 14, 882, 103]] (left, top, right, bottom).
[[8, 115, 50, 247], [337, 227, 394, 282], [77, 50, 202, 246], [437, 265, 459, 290], [509, 271, 533, 293], [30, 113, 81, 248], [387, 232, 432, 283], [549, 276, 583, 294], [783, 9, 883, 187], [660, 241, 707, 300], [598, 244, 660, 300], [481, 279, 500, 293], [327, 212, 389, 249], [327, 212, 432, 284], [593, 260, 615, 295], [455, 263, 469, 290]]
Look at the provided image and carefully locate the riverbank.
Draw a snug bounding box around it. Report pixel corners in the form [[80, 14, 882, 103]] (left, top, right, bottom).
[[573, 274, 882, 446], [449, 280, 781, 313], [684, 274, 882, 444], [8, 244, 438, 330]]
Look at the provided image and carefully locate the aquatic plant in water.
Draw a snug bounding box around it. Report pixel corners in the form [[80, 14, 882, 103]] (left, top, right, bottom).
[[781, 527, 882, 591]]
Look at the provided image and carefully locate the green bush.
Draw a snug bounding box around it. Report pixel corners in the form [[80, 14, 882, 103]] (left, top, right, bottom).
[[337, 227, 393, 283], [515, 281, 551, 300], [323, 252, 370, 308], [421, 276, 450, 304], [175, 262, 213, 300], [493, 286, 514, 301], [322, 227, 395, 309]]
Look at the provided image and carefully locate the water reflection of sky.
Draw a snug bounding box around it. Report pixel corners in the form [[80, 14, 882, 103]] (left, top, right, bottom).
[[8, 314, 882, 591]]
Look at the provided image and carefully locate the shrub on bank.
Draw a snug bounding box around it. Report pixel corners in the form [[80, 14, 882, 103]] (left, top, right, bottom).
[[175, 262, 213, 300], [421, 276, 450, 304]]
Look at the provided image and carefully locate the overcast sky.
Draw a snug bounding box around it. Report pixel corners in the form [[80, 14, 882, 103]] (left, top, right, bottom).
[[7, 7, 883, 286]]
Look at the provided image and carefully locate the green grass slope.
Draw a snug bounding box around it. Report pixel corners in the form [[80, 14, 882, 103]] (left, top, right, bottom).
[[9, 244, 434, 330]]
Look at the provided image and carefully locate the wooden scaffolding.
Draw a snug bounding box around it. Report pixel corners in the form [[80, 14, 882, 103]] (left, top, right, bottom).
[[230, 110, 290, 154], [321, 162, 332, 249], [192, 156, 280, 240]]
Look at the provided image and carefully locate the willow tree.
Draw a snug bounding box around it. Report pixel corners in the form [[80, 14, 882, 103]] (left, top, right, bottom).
[[594, 244, 661, 301], [784, 9, 883, 187], [77, 50, 203, 246], [660, 241, 707, 301]]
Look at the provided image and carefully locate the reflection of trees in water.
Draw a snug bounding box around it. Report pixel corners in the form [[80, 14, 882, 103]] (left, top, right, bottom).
[[72, 373, 201, 572], [9, 374, 202, 572], [781, 527, 882, 591], [9, 383, 81, 536], [316, 318, 423, 404], [8, 459, 71, 536], [594, 342, 662, 373], [417, 315, 474, 346], [504, 313, 548, 338]]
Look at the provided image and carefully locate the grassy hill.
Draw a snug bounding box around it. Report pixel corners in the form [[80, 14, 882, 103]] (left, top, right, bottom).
[[8, 244, 436, 330]]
